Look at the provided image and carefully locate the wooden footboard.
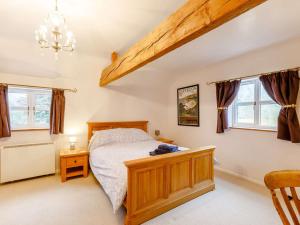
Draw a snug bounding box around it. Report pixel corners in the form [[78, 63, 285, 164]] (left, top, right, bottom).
[[124, 146, 215, 225]]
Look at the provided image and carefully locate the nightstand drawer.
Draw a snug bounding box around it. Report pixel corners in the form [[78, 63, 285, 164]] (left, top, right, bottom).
[[66, 156, 85, 168]]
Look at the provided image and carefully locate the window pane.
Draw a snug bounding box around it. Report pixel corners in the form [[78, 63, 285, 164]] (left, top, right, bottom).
[[237, 83, 255, 102], [8, 93, 28, 107], [260, 104, 280, 127], [35, 94, 51, 110], [237, 105, 254, 124], [34, 92, 51, 127], [34, 110, 50, 126], [260, 84, 273, 101], [10, 110, 28, 127]]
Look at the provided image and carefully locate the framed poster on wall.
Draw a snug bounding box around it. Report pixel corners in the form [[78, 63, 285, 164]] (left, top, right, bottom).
[[177, 84, 199, 126]]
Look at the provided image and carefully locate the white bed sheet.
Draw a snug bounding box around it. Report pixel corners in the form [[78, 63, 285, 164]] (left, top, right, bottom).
[[89, 140, 187, 213]]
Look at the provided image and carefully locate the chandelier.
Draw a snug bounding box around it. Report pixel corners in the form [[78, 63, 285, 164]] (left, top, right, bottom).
[[35, 0, 76, 55]]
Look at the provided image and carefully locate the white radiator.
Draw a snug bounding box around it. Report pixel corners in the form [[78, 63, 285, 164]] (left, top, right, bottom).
[[0, 142, 55, 183]]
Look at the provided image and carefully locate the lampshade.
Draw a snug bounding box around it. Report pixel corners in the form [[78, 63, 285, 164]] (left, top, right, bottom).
[[69, 136, 77, 143]]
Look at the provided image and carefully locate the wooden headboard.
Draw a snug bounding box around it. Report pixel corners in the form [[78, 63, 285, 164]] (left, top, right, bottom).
[[87, 121, 148, 141]]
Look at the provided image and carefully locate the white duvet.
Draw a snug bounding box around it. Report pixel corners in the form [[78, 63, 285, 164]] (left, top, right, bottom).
[[90, 140, 185, 213]]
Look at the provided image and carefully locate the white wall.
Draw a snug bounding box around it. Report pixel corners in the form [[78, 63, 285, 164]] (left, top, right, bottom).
[[0, 53, 171, 170], [167, 37, 300, 184], [1, 36, 300, 184]]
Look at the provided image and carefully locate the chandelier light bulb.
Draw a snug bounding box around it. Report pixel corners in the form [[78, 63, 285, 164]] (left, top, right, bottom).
[[35, 31, 40, 41], [66, 31, 73, 39], [48, 11, 65, 28], [40, 25, 48, 33]]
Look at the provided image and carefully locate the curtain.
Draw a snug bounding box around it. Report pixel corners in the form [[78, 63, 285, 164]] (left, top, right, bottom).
[[216, 80, 241, 133], [0, 84, 11, 138], [259, 70, 300, 143], [50, 89, 65, 135]]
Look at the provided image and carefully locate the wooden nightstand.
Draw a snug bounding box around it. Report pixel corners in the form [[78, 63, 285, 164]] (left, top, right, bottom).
[[60, 149, 89, 182], [156, 137, 174, 144]]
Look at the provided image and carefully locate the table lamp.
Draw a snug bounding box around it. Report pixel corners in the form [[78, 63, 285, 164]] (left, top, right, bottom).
[[69, 136, 77, 150]]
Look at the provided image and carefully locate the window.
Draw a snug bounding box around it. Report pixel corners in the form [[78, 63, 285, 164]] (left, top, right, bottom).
[[230, 78, 281, 130], [8, 87, 52, 130]]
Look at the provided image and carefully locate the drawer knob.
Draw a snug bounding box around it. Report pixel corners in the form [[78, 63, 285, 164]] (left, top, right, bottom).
[[74, 160, 77, 163]]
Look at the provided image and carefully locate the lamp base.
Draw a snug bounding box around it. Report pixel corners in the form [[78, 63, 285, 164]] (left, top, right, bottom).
[[70, 143, 76, 150]]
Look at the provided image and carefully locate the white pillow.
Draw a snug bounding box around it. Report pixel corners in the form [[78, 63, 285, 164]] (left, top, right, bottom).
[[89, 128, 153, 151]]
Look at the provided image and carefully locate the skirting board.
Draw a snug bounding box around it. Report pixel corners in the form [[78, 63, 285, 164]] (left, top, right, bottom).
[[215, 166, 264, 186]]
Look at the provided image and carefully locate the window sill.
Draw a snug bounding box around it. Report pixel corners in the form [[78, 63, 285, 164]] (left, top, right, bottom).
[[230, 127, 277, 132], [12, 128, 49, 132]]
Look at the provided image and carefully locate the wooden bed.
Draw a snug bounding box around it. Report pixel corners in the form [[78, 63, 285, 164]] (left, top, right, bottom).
[[87, 121, 215, 225]]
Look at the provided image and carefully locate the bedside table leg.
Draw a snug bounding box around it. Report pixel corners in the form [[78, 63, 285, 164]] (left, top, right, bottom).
[[83, 167, 88, 177], [83, 156, 88, 178], [61, 174, 66, 182], [61, 159, 67, 182]]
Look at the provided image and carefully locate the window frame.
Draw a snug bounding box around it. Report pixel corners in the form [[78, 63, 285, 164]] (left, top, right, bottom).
[[231, 78, 280, 131], [8, 87, 52, 131]]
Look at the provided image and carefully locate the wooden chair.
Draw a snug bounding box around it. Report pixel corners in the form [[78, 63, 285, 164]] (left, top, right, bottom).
[[264, 170, 300, 225]]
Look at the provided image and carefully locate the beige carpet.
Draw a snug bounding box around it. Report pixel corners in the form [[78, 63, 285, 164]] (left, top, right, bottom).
[[0, 171, 281, 225]]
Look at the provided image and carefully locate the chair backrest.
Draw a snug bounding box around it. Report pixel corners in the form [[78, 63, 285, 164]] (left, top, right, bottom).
[[264, 170, 300, 225]]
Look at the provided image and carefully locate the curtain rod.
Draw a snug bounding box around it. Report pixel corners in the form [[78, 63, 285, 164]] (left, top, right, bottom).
[[206, 66, 300, 85], [3, 83, 77, 93]]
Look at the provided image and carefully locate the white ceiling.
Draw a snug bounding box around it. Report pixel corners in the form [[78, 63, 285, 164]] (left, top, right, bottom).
[[148, 0, 300, 74], [1, 0, 300, 78], [0, 0, 184, 56]]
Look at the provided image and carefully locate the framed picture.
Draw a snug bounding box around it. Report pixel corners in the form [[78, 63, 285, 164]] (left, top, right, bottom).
[[177, 84, 199, 126]]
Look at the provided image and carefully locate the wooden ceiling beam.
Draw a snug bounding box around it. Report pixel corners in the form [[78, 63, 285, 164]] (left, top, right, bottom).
[[100, 0, 267, 86]]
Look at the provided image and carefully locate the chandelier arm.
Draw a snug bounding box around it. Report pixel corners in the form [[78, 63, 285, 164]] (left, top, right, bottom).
[[38, 40, 50, 48], [62, 46, 75, 52]]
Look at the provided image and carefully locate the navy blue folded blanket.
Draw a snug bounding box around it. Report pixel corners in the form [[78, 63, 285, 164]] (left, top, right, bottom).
[[149, 144, 180, 156]]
